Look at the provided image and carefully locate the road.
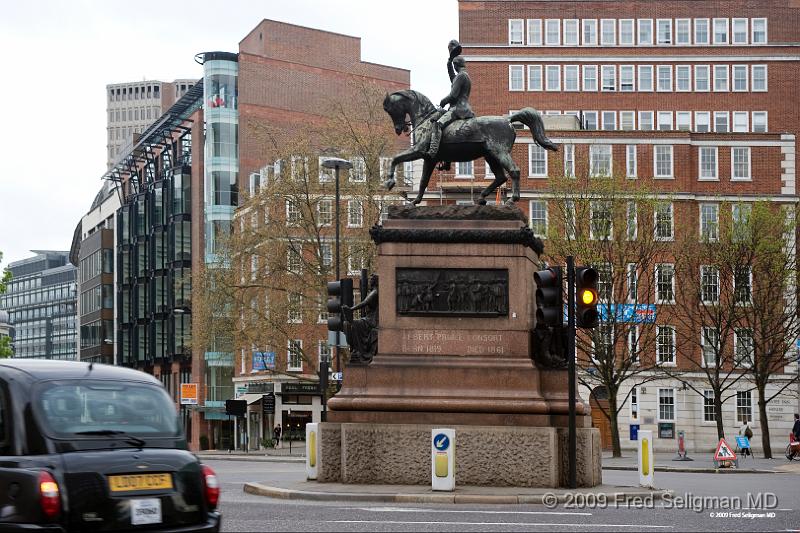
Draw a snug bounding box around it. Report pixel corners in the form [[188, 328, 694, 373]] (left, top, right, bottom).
[[206, 459, 800, 532]]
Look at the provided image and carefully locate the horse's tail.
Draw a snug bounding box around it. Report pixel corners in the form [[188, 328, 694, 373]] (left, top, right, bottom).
[[509, 108, 559, 152]]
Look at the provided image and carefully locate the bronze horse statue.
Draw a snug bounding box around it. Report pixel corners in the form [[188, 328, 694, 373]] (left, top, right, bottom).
[[382, 89, 558, 205]]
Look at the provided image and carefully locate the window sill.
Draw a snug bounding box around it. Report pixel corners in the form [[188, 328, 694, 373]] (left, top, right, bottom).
[[698, 177, 719, 182], [657, 362, 677, 367], [730, 177, 752, 182], [654, 175, 675, 180]]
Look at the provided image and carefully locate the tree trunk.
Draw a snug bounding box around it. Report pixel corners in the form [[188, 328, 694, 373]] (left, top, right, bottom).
[[757, 385, 772, 459], [715, 396, 725, 439], [608, 393, 622, 458]]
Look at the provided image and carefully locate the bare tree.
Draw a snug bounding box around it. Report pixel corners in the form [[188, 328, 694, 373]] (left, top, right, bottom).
[[545, 175, 671, 457]]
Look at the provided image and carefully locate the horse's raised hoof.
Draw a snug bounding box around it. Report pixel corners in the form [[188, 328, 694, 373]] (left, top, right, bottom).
[[384, 178, 396, 191], [477, 197, 488, 206], [412, 197, 423, 206], [542, 140, 559, 152]]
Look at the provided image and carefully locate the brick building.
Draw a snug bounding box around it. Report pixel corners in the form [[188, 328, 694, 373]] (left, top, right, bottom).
[[414, 0, 800, 452]]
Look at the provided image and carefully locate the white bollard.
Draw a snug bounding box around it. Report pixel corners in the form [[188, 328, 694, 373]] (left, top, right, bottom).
[[431, 428, 455, 491], [306, 423, 319, 480], [638, 429, 655, 488]]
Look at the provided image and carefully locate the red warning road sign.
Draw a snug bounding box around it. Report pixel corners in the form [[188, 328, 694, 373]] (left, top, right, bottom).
[[713, 438, 737, 461]]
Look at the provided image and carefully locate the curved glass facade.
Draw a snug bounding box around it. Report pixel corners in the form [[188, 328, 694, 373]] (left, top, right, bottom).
[[203, 55, 239, 264]]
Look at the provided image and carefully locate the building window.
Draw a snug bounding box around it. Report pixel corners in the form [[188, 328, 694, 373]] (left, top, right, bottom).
[[695, 112, 711, 133], [620, 65, 635, 91], [751, 18, 767, 44], [287, 339, 303, 371], [627, 262, 638, 301], [657, 111, 673, 131], [700, 204, 719, 241], [600, 19, 616, 45], [713, 18, 729, 44], [735, 329, 754, 368], [676, 111, 691, 131], [545, 19, 561, 45], [732, 111, 749, 132], [589, 145, 612, 176], [529, 200, 548, 237], [509, 19, 524, 45], [596, 262, 613, 302], [528, 65, 543, 91], [456, 161, 473, 178], [703, 390, 716, 422], [637, 65, 653, 92], [654, 145, 673, 178], [752, 111, 767, 132], [657, 65, 672, 91], [731, 147, 751, 180], [732, 18, 748, 44], [695, 18, 710, 44], [509, 65, 524, 91], [626, 145, 637, 178], [565, 200, 577, 240], [582, 65, 598, 91], [320, 242, 333, 269], [528, 19, 543, 45], [287, 293, 303, 324], [714, 112, 729, 133], [590, 201, 613, 240], [625, 202, 639, 241], [602, 111, 616, 131], [285, 200, 301, 225], [349, 157, 366, 182], [546, 65, 561, 91], [347, 200, 363, 227], [702, 328, 720, 367], [736, 391, 753, 424], [732, 66, 748, 92], [638, 19, 653, 45], [620, 111, 635, 131], [620, 19, 634, 45], [657, 328, 677, 366], [676, 65, 691, 91], [656, 264, 675, 303], [583, 19, 598, 45], [713, 65, 729, 91], [287, 246, 303, 274], [657, 19, 672, 44], [601, 65, 616, 91], [529, 145, 547, 177], [751, 65, 767, 91], [659, 388, 676, 421], [638, 111, 654, 131], [564, 65, 579, 91], [583, 111, 598, 130], [734, 266, 752, 305], [676, 19, 691, 45], [317, 198, 333, 226], [694, 65, 710, 91], [630, 386, 639, 421], [701, 265, 720, 304], [654, 203, 674, 241], [564, 19, 579, 45], [563, 144, 575, 177], [699, 146, 718, 180]]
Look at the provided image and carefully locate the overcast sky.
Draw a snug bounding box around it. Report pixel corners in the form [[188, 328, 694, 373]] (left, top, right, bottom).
[[0, 0, 458, 271]]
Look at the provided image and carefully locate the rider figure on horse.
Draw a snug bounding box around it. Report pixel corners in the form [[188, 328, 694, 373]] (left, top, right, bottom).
[[427, 40, 475, 163]]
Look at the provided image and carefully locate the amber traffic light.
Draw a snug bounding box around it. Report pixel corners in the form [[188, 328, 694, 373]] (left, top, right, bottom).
[[576, 267, 599, 329]]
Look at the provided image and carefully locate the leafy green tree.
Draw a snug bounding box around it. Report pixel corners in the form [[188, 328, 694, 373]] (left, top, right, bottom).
[[0, 336, 11, 358], [0, 250, 10, 295]]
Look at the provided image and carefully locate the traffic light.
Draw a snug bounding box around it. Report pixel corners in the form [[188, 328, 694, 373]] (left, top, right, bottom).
[[326, 278, 354, 332], [534, 267, 563, 327], [576, 267, 600, 329]]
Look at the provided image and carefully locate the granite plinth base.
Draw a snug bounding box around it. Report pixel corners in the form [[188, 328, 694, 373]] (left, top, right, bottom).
[[317, 423, 602, 488]]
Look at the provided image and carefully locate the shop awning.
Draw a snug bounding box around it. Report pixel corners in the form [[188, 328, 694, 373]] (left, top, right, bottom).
[[241, 393, 264, 405]]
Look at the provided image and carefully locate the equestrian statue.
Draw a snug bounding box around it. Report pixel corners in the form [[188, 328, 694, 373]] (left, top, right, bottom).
[[383, 39, 558, 206]]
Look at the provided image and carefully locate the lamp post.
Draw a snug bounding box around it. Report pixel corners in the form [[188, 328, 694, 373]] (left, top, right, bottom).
[[321, 158, 352, 393]]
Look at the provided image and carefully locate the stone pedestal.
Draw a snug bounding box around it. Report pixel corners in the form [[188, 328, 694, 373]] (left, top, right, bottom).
[[322, 205, 600, 487]]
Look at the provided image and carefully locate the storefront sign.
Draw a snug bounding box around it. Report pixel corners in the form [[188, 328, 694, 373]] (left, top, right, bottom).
[[262, 393, 275, 414], [248, 383, 275, 394], [282, 383, 321, 395]]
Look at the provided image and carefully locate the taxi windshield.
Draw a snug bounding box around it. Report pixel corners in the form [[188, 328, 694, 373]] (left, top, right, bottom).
[[35, 381, 180, 439]]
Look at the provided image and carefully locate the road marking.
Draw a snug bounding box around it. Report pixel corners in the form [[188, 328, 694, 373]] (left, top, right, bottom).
[[332, 520, 671, 529], [355, 507, 592, 516]]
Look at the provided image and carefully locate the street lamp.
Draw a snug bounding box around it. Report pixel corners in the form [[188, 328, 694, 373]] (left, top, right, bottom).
[[321, 158, 352, 393]]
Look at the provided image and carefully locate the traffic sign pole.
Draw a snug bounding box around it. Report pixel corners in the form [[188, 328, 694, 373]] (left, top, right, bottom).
[[567, 256, 577, 490]]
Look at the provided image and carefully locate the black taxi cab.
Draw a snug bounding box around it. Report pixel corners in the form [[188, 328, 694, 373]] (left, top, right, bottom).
[[0, 359, 220, 532]]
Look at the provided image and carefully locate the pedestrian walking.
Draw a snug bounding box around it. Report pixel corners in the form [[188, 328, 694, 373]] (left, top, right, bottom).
[[739, 417, 754, 457], [274, 424, 282, 449]]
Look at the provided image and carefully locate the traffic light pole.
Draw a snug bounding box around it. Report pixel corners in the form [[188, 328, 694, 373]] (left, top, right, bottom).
[[567, 255, 577, 489]]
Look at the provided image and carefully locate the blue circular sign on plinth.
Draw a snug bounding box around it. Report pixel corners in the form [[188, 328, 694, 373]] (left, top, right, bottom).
[[433, 433, 450, 451]]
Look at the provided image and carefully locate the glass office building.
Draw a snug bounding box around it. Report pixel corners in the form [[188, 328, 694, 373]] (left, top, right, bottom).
[[0, 251, 77, 359]]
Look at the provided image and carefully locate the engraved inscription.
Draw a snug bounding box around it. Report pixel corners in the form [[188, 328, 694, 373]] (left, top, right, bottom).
[[400, 329, 506, 356], [396, 268, 508, 317]]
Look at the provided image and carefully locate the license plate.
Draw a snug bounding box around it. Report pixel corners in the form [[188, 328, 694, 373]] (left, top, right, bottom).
[[130, 498, 162, 526], [108, 473, 173, 492]]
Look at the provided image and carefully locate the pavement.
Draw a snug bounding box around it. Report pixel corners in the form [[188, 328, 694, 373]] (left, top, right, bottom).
[[196, 447, 305, 463], [601, 451, 800, 474]]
